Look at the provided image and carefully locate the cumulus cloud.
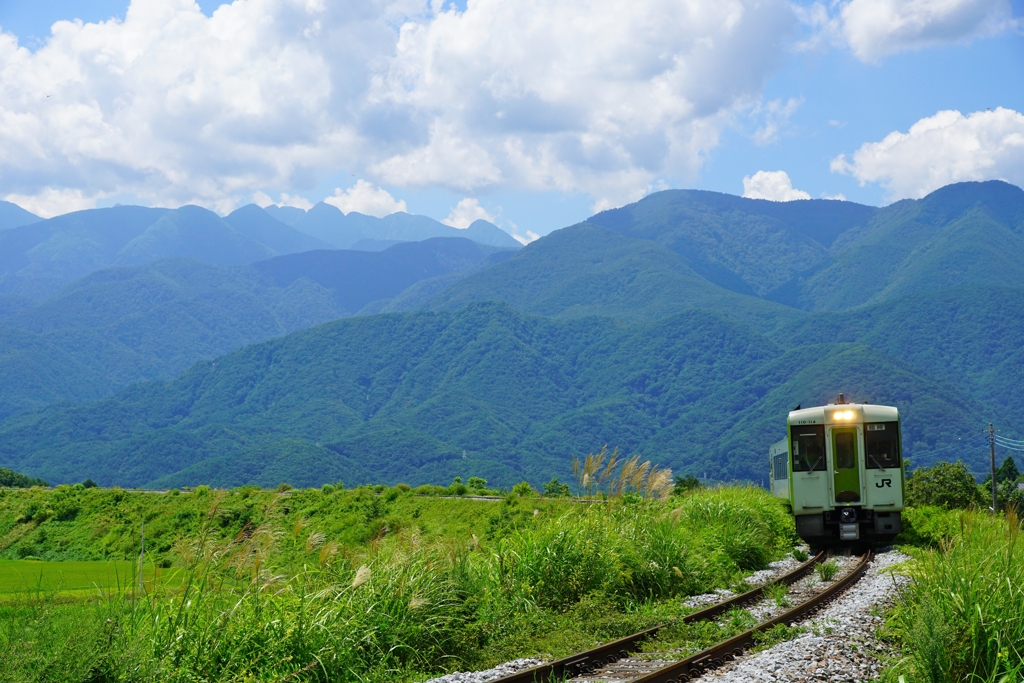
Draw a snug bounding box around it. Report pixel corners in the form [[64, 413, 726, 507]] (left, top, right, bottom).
[[0, 0, 798, 212], [3, 187, 103, 218], [742, 170, 811, 201], [325, 179, 407, 217], [511, 229, 541, 246], [442, 198, 496, 229], [831, 107, 1024, 199], [796, 0, 1019, 62]]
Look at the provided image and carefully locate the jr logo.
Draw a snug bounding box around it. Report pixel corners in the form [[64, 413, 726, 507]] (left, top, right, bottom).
[[875, 479, 892, 488]]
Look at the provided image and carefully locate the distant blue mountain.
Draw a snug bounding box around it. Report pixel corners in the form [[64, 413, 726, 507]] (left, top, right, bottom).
[[0, 201, 40, 231], [0, 204, 330, 301], [276, 202, 522, 249]]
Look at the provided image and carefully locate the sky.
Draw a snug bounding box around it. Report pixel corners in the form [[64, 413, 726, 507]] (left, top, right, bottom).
[[0, 0, 1021, 242]]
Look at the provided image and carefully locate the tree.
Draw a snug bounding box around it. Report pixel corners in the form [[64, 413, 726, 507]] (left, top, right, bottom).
[[0, 468, 48, 488], [543, 477, 571, 497], [467, 477, 487, 490], [512, 481, 535, 497], [996, 456, 1020, 484], [673, 474, 702, 496], [906, 460, 984, 509]]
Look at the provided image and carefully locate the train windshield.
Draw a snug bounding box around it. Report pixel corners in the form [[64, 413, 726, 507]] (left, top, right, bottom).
[[790, 425, 826, 472], [865, 422, 901, 469]]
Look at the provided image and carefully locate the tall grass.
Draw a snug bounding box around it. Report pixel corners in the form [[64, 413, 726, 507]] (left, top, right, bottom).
[[885, 510, 1024, 683], [0, 486, 793, 683]]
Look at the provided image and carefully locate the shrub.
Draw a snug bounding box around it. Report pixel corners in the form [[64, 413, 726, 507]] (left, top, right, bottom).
[[321, 484, 335, 494], [673, 474, 702, 496], [276, 482, 293, 492], [395, 483, 412, 492], [906, 460, 983, 509], [511, 481, 534, 497], [542, 477, 571, 497]]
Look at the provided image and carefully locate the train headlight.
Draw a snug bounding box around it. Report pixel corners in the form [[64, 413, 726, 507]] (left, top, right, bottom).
[[833, 410, 855, 421]]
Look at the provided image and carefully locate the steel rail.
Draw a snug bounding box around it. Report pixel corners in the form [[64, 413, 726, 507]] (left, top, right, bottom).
[[490, 551, 826, 683], [631, 550, 873, 683]]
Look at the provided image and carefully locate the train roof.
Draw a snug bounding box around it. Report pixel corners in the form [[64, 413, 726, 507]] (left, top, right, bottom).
[[787, 402, 899, 426]]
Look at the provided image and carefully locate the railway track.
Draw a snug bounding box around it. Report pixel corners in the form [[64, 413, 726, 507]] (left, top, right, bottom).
[[492, 550, 873, 683]]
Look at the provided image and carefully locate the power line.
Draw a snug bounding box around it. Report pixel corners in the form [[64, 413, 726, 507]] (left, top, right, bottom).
[[912, 437, 989, 460], [995, 436, 1024, 446]]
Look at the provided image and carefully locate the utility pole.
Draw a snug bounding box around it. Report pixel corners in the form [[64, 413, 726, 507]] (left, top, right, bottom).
[[990, 423, 998, 512]]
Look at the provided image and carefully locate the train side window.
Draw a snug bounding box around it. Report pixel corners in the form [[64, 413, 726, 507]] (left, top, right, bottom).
[[865, 421, 901, 469], [790, 425, 826, 472], [773, 453, 788, 480]]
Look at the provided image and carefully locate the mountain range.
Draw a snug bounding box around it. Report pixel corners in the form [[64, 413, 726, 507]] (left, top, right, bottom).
[[0, 238, 512, 420], [0, 181, 1021, 488]]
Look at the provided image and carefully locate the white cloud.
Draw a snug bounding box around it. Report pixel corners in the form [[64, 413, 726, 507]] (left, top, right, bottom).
[[324, 179, 407, 217], [512, 229, 541, 245], [821, 192, 848, 200], [3, 187, 103, 218], [279, 193, 314, 210], [831, 107, 1024, 199], [252, 191, 274, 208], [751, 98, 802, 146], [0, 0, 798, 212], [796, 0, 1018, 62], [442, 198, 496, 229], [742, 170, 811, 201]]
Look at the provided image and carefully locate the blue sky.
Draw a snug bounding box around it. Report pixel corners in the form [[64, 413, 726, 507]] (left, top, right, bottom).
[[0, 0, 1021, 239]]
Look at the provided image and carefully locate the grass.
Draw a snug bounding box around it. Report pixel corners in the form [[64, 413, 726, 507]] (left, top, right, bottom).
[[0, 484, 795, 682], [0, 559, 179, 597], [763, 581, 790, 607], [882, 509, 1024, 683], [815, 559, 839, 582]]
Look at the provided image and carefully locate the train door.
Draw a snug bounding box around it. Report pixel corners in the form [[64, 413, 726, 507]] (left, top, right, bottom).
[[831, 427, 861, 503]]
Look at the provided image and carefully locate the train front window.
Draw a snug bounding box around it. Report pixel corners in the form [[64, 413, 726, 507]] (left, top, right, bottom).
[[865, 422, 901, 469], [790, 425, 826, 472]]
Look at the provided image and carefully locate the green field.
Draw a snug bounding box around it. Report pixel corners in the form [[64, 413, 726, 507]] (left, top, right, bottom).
[[0, 559, 173, 597]]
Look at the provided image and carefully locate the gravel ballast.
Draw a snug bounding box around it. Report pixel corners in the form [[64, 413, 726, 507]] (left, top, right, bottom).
[[697, 550, 910, 682]]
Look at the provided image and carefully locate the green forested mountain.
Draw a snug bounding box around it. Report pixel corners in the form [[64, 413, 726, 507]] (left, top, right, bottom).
[[790, 181, 1024, 310], [273, 202, 522, 249], [0, 201, 40, 231], [1, 181, 1022, 488], [0, 302, 988, 488], [586, 190, 877, 297], [428, 223, 800, 331], [0, 238, 509, 420]]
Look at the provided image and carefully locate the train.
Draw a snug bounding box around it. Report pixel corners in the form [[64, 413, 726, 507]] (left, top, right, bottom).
[[770, 394, 904, 547]]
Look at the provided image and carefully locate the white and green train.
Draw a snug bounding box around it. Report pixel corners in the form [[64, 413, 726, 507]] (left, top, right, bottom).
[[770, 395, 904, 547]]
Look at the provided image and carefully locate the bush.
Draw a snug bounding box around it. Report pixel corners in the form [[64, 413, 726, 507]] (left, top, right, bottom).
[[673, 474, 702, 496], [542, 478, 571, 497], [511, 482, 535, 497], [448, 483, 468, 496], [906, 460, 983, 509], [395, 483, 412, 492], [321, 484, 335, 494]]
